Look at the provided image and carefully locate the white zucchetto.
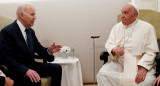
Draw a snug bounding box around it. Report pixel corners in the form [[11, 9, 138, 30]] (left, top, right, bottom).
[[128, 3, 139, 14]]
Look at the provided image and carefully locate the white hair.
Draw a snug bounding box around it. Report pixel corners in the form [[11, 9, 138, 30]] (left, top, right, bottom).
[[16, 2, 34, 18]]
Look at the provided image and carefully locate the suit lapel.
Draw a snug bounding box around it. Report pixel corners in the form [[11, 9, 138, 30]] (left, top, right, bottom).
[[13, 21, 31, 55]]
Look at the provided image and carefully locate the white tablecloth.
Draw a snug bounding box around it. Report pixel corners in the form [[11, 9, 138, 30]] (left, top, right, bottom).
[[50, 57, 83, 86]]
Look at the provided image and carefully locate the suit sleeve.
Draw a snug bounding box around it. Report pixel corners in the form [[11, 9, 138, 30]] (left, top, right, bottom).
[[30, 29, 55, 62], [0, 76, 5, 86]]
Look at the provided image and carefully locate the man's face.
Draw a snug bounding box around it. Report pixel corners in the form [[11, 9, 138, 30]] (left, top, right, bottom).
[[121, 4, 137, 25], [21, 5, 36, 28]]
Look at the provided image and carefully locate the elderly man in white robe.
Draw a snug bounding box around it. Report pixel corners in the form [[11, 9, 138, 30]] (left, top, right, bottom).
[[97, 3, 159, 86]]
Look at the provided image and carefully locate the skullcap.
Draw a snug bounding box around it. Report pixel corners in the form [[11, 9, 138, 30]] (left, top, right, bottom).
[[128, 3, 139, 14]]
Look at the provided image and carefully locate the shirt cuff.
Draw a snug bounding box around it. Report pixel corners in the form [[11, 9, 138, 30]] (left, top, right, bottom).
[[137, 52, 156, 70], [47, 48, 53, 55]]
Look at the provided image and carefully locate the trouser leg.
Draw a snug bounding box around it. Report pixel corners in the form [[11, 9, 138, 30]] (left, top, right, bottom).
[[10, 73, 41, 86], [34, 63, 62, 86]]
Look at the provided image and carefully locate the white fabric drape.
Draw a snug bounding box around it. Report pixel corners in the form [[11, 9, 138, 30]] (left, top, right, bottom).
[[50, 57, 83, 86]]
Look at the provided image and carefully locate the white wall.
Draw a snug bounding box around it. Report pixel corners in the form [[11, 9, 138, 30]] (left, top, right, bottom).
[[158, 0, 160, 12], [131, 0, 136, 3], [0, 0, 130, 83], [132, 0, 160, 11]]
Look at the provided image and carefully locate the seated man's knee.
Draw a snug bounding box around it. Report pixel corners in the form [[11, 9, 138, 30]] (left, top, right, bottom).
[[51, 64, 62, 74], [55, 64, 62, 72], [96, 72, 106, 80]]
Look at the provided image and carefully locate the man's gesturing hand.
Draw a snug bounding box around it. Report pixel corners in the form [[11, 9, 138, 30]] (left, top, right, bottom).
[[48, 42, 62, 53]]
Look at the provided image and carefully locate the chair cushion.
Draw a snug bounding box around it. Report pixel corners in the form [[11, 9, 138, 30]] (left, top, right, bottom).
[[0, 14, 14, 30], [41, 77, 51, 86]]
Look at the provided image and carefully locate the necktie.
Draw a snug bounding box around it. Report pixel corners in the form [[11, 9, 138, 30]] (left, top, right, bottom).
[[25, 28, 34, 56]]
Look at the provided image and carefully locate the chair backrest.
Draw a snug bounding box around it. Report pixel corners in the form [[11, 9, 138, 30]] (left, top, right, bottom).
[[117, 9, 160, 39], [0, 14, 14, 31]]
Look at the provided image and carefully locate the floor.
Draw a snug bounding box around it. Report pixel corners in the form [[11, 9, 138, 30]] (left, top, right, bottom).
[[83, 84, 98, 86]]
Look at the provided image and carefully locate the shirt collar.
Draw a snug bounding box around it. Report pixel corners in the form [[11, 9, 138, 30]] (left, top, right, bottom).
[[16, 20, 26, 32]]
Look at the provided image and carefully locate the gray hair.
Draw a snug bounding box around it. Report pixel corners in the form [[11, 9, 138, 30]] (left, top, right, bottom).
[[16, 2, 33, 18]]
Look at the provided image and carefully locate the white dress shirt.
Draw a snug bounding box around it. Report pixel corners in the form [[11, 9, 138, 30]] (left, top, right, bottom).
[[16, 20, 27, 43], [0, 70, 5, 77], [16, 20, 53, 55]]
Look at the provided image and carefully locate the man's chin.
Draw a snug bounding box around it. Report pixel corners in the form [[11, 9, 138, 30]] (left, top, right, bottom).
[[122, 21, 127, 25], [31, 24, 34, 26]]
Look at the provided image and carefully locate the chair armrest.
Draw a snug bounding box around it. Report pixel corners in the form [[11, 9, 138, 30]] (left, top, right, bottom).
[[34, 55, 47, 63], [100, 51, 109, 64]]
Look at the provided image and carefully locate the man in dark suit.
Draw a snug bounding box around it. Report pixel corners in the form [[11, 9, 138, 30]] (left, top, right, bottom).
[[0, 3, 62, 86]]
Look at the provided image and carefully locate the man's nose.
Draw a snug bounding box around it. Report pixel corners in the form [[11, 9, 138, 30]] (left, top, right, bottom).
[[121, 14, 125, 18], [34, 16, 36, 20]]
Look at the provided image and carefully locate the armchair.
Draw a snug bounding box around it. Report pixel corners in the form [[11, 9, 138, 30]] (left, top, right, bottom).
[[100, 10, 160, 79], [0, 14, 51, 86]]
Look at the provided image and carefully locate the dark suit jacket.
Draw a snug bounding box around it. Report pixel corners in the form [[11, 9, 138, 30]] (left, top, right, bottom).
[[0, 76, 5, 86], [0, 20, 54, 77]]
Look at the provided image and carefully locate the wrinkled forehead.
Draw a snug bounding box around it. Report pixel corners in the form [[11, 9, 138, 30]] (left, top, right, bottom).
[[24, 5, 36, 14], [121, 4, 133, 12]]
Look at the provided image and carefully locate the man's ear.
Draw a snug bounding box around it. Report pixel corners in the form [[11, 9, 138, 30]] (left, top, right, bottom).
[[134, 12, 138, 17], [19, 13, 24, 19]]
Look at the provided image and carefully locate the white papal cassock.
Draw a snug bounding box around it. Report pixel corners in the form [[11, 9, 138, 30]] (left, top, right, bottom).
[[97, 19, 159, 86]]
